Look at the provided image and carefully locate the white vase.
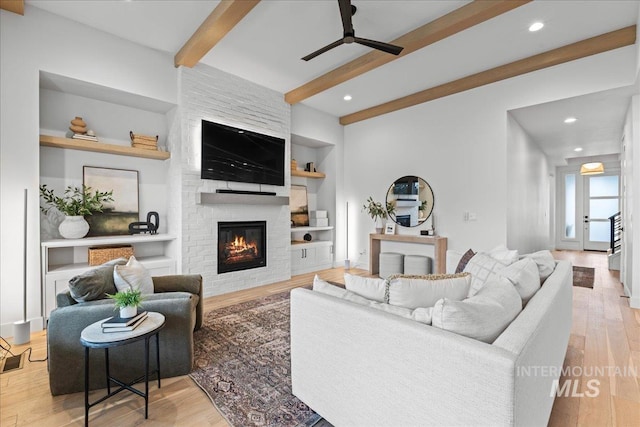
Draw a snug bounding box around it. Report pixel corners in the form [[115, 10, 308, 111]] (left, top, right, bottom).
[[120, 305, 137, 319], [374, 218, 383, 234], [58, 215, 89, 239]]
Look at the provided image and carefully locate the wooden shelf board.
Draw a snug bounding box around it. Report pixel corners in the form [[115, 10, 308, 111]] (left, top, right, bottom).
[[42, 234, 176, 249], [290, 241, 333, 249], [291, 169, 326, 179], [47, 255, 173, 274], [291, 226, 334, 232], [40, 134, 170, 160]]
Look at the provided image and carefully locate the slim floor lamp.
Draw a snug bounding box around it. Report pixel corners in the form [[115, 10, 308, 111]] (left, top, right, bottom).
[[13, 189, 31, 345]]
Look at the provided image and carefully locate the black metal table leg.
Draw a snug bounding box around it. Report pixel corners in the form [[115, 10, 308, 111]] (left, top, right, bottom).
[[105, 348, 111, 394], [155, 332, 161, 389], [84, 346, 89, 427], [144, 335, 150, 419]]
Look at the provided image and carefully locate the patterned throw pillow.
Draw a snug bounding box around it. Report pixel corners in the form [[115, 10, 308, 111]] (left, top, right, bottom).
[[387, 273, 471, 309], [463, 253, 509, 296], [455, 249, 476, 273]]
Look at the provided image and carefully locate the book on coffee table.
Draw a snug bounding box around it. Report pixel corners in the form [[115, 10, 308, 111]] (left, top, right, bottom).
[[101, 311, 147, 328], [102, 314, 148, 333]]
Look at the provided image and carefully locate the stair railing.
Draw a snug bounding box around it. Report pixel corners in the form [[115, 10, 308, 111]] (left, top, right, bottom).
[[608, 211, 622, 254]]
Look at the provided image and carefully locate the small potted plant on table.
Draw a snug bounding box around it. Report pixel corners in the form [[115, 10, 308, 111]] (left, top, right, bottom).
[[107, 288, 143, 319]]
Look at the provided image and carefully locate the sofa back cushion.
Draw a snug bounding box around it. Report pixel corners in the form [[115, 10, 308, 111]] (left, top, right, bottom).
[[524, 250, 556, 283], [68, 258, 127, 303], [431, 277, 522, 343], [344, 273, 387, 302], [387, 273, 471, 309], [497, 257, 541, 304]]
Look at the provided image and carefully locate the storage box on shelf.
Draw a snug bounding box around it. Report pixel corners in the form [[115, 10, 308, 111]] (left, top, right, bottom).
[[290, 226, 334, 275], [41, 234, 176, 320]]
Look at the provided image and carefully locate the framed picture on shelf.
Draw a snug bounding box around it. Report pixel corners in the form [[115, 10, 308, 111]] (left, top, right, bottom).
[[385, 222, 396, 235], [290, 185, 309, 226], [83, 166, 139, 236]]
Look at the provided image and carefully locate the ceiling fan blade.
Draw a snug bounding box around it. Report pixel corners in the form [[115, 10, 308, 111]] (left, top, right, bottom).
[[338, 0, 354, 34], [302, 38, 345, 61], [354, 37, 404, 56]]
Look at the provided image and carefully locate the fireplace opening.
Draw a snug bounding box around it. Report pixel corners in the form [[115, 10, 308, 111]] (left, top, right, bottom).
[[218, 221, 266, 274]]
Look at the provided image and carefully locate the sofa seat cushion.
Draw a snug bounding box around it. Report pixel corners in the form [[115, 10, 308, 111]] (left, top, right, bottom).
[[387, 273, 471, 309], [344, 273, 387, 302], [497, 257, 541, 304], [313, 276, 432, 324], [431, 277, 522, 343], [68, 258, 127, 303]]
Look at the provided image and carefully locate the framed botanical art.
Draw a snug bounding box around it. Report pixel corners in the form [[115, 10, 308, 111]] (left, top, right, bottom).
[[83, 166, 139, 236]]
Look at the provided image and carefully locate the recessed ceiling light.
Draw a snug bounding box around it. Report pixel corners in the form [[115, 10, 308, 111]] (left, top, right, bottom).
[[343, 94, 352, 101], [564, 117, 577, 124], [529, 22, 544, 32], [574, 147, 583, 152]]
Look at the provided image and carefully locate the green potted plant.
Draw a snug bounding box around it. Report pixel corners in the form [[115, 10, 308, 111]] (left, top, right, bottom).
[[107, 288, 143, 318], [363, 196, 389, 233], [40, 184, 113, 239]]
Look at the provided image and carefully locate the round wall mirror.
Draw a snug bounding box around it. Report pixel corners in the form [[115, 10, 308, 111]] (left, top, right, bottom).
[[385, 176, 434, 227]]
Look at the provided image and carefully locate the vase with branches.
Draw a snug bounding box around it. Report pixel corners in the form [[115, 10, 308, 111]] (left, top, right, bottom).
[[363, 196, 390, 233]]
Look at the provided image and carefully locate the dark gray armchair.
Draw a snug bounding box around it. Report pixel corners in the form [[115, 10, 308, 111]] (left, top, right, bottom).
[[47, 275, 203, 395]]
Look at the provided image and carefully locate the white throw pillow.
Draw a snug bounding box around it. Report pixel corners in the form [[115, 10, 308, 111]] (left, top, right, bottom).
[[488, 244, 519, 265], [113, 256, 154, 295], [431, 277, 522, 343], [498, 258, 541, 304], [313, 276, 433, 324], [524, 250, 556, 282], [344, 273, 387, 303], [463, 253, 509, 296], [387, 273, 471, 309]]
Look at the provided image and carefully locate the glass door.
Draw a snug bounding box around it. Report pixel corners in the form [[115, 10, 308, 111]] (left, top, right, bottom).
[[583, 174, 619, 251]]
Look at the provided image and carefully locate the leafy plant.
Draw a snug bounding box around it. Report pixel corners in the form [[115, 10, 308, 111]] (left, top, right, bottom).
[[362, 196, 389, 221], [39, 184, 113, 216], [107, 289, 143, 309]]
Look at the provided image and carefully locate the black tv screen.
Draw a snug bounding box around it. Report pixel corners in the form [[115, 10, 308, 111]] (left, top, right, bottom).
[[201, 120, 285, 186]]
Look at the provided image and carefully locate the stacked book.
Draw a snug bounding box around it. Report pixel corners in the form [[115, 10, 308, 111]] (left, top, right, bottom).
[[101, 311, 148, 333], [130, 132, 158, 151], [72, 133, 98, 142]]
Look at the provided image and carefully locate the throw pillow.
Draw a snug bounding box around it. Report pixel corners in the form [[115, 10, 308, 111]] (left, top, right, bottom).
[[455, 249, 476, 273], [68, 258, 127, 302], [463, 253, 509, 296], [113, 256, 154, 295], [387, 273, 471, 309], [344, 273, 387, 303], [313, 276, 433, 325], [431, 277, 523, 343], [488, 244, 519, 265], [497, 258, 541, 304], [524, 250, 556, 283]]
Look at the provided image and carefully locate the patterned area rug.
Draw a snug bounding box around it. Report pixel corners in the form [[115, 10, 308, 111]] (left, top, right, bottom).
[[189, 290, 322, 427], [573, 266, 595, 288]]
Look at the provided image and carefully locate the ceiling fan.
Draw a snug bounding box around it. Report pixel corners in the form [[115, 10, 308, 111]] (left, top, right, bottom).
[[302, 0, 404, 61]]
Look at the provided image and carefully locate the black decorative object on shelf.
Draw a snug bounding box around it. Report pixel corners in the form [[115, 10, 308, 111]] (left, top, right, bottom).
[[303, 233, 312, 242], [129, 211, 159, 235]]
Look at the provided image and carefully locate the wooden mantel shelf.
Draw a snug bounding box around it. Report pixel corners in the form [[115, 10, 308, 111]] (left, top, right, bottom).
[[40, 135, 170, 160], [291, 169, 326, 179], [369, 233, 447, 275]]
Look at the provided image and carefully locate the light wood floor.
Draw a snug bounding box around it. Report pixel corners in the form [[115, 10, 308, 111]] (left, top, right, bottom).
[[1, 253, 638, 426]]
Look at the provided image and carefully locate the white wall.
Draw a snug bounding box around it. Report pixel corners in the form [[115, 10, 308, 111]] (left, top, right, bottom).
[[343, 46, 637, 269], [0, 6, 177, 334], [506, 114, 553, 253]]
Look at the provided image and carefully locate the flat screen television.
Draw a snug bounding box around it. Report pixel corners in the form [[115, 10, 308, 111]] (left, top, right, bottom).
[[201, 119, 285, 186], [393, 177, 419, 195]]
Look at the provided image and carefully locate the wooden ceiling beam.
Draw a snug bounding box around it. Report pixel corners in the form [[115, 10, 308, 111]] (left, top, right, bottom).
[[340, 25, 637, 125], [0, 0, 24, 15], [175, 0, 260, 68], [285, 0, 531, 105]]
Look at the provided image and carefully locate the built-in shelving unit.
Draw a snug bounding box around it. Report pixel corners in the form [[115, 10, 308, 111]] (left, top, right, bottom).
[[40, 134, 170, 160], [291, 169, 326, 179], [290, 226, 334, 275], [41, 234, 177, 320]]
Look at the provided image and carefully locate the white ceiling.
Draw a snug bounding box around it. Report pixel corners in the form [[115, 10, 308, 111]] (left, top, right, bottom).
[[26, 0, 640, 165]]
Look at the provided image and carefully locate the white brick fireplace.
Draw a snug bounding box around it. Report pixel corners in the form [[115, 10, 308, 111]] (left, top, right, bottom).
[[169, 64, 292, 297]]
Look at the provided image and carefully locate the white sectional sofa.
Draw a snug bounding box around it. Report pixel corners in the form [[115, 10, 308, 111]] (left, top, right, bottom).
[[290, 252, 573, 426]]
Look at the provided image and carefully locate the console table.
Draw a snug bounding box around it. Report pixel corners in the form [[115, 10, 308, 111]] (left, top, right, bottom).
[[369, 234, 448, 275]]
